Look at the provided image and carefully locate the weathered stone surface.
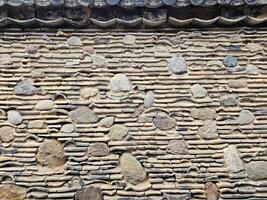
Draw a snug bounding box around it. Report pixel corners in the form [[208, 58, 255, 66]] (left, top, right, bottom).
[[67, 36, 82, 46], [191, 108, 216, 120], [28, 120, 45, 129], [92, 54, 107, 67], [26, 44, 39, 54], [35, 100, 54, 111], [0, 184, 27, 200], [7, 110, 22, 125], [246, 65, 259, 75], [83, 46, 95, 54], [198, 120, 218, 139], [36, 140, 66, 167], [205, 182, 220, 200], [237, 109, 255, 125], [120, 153, 146, 185], [69, 107, 99, 123], [14, 79, 38, 95], [167, 140, 188, 155], [246, 43, 263, 52], [144, 91, 154, 108], [81, 88, 99, 99], [123, 35, 136, 45], [0, 54, 12, 65], [220, 94, 238, 107], [61, 124, 75, 133], [224, 145, 244, 173], [190, 84, 207, 98], [153, 112, 176, 130], [75, 186, 103, 200], [31, 69, 46, 78], [0, 126, 14, 142], [247, 161, 267, 180], [163, 193, 191, 200], [168, 54, 187, 74], [99, 116, 115, 128], [108, 124, 128, 141], [88, 142, 109, 157], [228, 79, 247, 88], [109, 74, 132, 92], [223, 55, 238, 67]]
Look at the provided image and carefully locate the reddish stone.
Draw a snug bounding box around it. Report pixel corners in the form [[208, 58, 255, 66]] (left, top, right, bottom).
[[205, 182, 220, 200], [75, 186, 103, 200]]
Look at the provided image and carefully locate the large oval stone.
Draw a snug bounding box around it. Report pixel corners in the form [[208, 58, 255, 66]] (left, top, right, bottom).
[[224, 145, 244, 173], [144, 91, 155, 108], [191, 108, 216, 120], [153, 112, 176, 130], [247, 161, 267, 180], [190, 84, 207, 98], [67, 36, 82, 46], [237, 110, 255, 125], [69, 107, 98, 123], [167, 140, 188, 155], [0, 184, 27, 200], [14, 79, 38, 96], [75, 186, 103, 200], [109, 74, 132, 92], [220, 94, 239, 107], [36, 140, 66, 168], [120, 153, 146, 185], [223, 55, 238, 68], [7, 110, 22, 125], [0, 126, 14, 143], [35, 100, 54, 111], [99, 116, 114, 128], [61, 124, 75, 133], [168, 54, 187, 74], [108, 124, 128, 141], [198, 120, 218, 139], [88, 143, 109, 157]]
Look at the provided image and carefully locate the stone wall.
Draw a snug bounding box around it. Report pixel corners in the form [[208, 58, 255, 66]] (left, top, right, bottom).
[[0, 29, 266, 199]]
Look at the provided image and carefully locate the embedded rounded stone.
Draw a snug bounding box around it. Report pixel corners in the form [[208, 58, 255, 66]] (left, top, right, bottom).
[[191, 108, 217, 120], [75, 186, 103, 200], [61, 124, 75, 133], [205, 182, 220, 200], [123, 35, 136, 45], [28, 120, 45, 129], [36, 140, 66, 167], [92, 54, 107, 67], [14, 79, 38, 96], [153, 112, 176, 130], [81, 88, 99, 99], [83, 46, 95, 54], [190, 84, 207, 98], [0, 126, 14, 143], [26, 44, 39, 54], [0, 184, 27, 200], [168, 54, 187, 74], [228, 79, 247, 88], [220, 94, 238, 107], [247, 161, 267, 180], [108, 124, 128, 141], [246, 65, 259, 75], [246, 43, 263, 52], [99, 116, 114, 128], [35, 100, 54, 111], [0, 54, 12, 65], [109, 74, 132, 92], [31, 69, 46, 78], [144, 91, 154, 108], [69, 106, 99, 123], [67, 36, 82, 46], [223, 55, 238, 68], [88, 142, 109, 157], [198, 120, 218, 139], [237, 110, 255, 125], [167, 140, 188, 155], [224, 145, 244, 173], [120, 153, 146, 185], [7, 110, 22, 125]]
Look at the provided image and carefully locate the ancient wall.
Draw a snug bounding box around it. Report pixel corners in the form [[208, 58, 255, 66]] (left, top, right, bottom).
[[0, 29, 266, 200]]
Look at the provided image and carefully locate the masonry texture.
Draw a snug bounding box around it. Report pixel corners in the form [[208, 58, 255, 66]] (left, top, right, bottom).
[[0, 29, 266, 200]]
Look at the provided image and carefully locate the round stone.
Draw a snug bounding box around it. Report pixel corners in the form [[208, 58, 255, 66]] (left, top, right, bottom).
[[69, 106, 99, 123], [14, 79, 38, 96], [0, 184, 27, 200], [108, 124, 128, 141], [80, 88, 99, 99], [120, 153, 146, 185], [190, 84, 207, 98], [0, 126, 14, 143], [220, 94, 239, 107], [67, 36, 82, 46], [92, 54, 107, 67], [61, 124, 75, 133], [99, 116, 115, 128], [153, 112, 176, 130], [237, 110, 255, 125], [223, 55, 238, 68], [144, 91, 155, 108], [198, 120, 218, 139], [26, 44, 39, 54], [228, 79, 247, 88], [246, 65, 259, 75], [88, 142, 109, 157], [167, 140, 188, 155], [7, 110, 22, 125], [168, 54, 187, 74], [123, 35, 136, 45], [191, 108, 217, 120], [75, 186, 103, 200], [35, 100, 54, 111], [36, 140, 66, 168], [109, 74, 132, 92], [247, 161, 267, 180], [83, 46, 95, 54]]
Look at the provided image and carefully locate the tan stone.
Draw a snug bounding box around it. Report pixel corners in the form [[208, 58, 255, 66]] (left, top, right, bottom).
[[228, 79, 247, 88], [153, 112, 176, 130], [198, 120, 218, 139], [108, 124, 128, 141], [167, 140, 188, 154], [81, 88, 99, 99], [35, 100, 54, 111], [69, 106, 99, 123], [0, 184, 27, 200], [88, 143, 109, 157], [0, 126, 14, 142], [205, 182, 220, 200], [191, 108, 216, 120], [75, 186, 103, 200]]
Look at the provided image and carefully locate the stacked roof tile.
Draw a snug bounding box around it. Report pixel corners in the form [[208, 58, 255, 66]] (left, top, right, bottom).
[[0, 28, 266, 199]]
